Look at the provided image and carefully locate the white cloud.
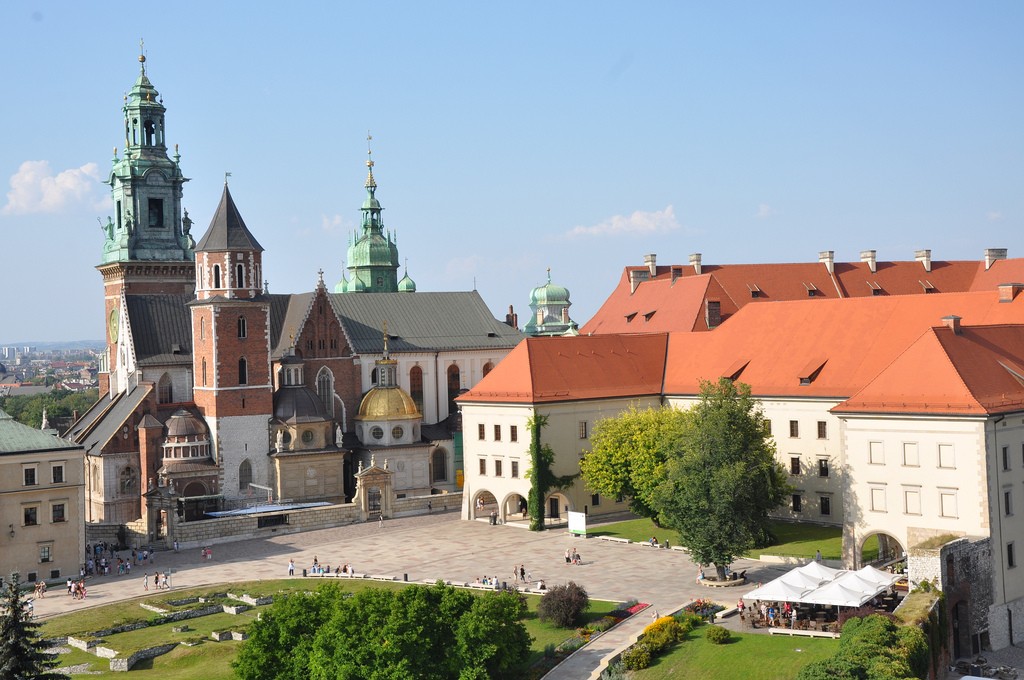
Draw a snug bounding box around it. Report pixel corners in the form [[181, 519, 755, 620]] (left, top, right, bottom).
[[321, 213, 348, 233], [2, 160, 108, 215], [564, 205, 679, 238], [755, 203, 775, 219], [987, 211, 1003, 221]]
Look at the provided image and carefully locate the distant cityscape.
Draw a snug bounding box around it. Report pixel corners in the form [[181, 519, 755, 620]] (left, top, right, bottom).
[[0, 343, 102, 398]]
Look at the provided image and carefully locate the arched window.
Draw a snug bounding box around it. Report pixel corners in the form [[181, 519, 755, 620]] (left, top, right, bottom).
[[235, 263, 245, 288], [119, 467, 137, 495], [482, 362, 494, 377], [447, 364, 461, 415], [201, 358, 207, 386], [157, 373, 173, 404], [371, 367, 378, 384], [213, 264, 221, 289], [410, 366, 423, 413], [199, 316, 205, 340], [431, 448, 448, 483], [316, 367, 335, 417], [238, 357, 248, 385], [237, 316, 247, 338], [238, 459, 253, 492]]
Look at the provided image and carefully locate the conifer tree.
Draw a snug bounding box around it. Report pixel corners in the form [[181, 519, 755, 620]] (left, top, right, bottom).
[[0, 572, 58, 680]]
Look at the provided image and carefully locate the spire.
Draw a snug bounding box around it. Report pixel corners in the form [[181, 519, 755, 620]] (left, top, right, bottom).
[[195, 184, 264, 252], [138, 38, 146, 75], [365, 131, 377, 190], [382, 320, 390, 359]]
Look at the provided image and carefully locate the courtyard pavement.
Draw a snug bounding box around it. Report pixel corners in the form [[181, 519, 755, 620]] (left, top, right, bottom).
[[29, 511, 1017, 678]]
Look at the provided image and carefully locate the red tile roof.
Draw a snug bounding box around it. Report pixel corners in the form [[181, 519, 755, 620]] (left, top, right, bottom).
[[582, 256, 1023, 335], [457, 334, 669, 404]]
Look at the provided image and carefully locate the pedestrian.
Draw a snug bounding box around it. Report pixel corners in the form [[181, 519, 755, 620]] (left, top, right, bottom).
[[379, 515, 384, 529], [173, 540, 179, 553], [564, 548, 571, 565], [288, 559, 295, 576], [427, 501, 432, 514], [143, 573, 149, 591], [815, 548, 822, 563], [207, 547, 213, 560]]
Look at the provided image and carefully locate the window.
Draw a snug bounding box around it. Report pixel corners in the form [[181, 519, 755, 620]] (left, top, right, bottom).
[[870, 487, 887, 512], [303, 430, 315, 443], [591, 494, 601, 507], [1005, 489, 1014, 517], [1009, 542, 1017, 569], [904, 489, 921, 515], [120, 467, 137, 495], [903, 442, 919, 467], [476, 458, 486, 476], [158, 373, 173, 404], [200, 317, 205, 340], [148, 198, 164, 227], [237, 316, 247, 338], [494, 425, 501, 441], [792, 494, 802, 512], [820, 496, 831, 516], [239, 460, 253, 492], [869, 441, 884, 465], [478, 424, 485, 440], [482, 361, 494, 377], [940, 490, 958, 518], [370, 426, 383, 440], [938, 444, 955, 469], [51, 503, 66, 523], [432, 449, 448, 483], [789, 457, 800, 475], [238, 357, 248, 385], [510, 425, 518, 443], [51, 465, 64, 484], [579, 421, 589, 439], [446, 364, 461, 415], [23, 468, 37, 486], [494, 460, 503, 477], [24, 506, 38, 526], [39, 545, 52, 563], [1003, 446, 1011, 472], [511, 461, 519, 478], [817, 421, 827, 439], [789, 420, 799, 438], [763, 420, 772, 436], [818, 458, 829, 478], [213, 264, 221, 289], [201, 358, 207, 386], [235, 263, 245, 288], [316, 367, 335, 417], [410, 366, 423, 413]]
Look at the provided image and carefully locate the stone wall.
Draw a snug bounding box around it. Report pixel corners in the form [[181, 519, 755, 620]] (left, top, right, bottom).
[[171, 501, 362, 548], [393, 492, 462, 518]]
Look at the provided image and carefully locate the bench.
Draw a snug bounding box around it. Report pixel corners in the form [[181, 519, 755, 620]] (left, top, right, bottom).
[[599, 536, 631, 544], [769, 627, 839, 639]]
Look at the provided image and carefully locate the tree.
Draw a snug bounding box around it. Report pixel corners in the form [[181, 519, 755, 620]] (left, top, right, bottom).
[[0, 572, 59, 680], [653, 378, 790, 580], [525, 415, 577, 531], [580, 405, 688, 520]]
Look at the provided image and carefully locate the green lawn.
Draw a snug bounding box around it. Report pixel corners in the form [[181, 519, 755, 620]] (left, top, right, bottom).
[[632, 629, 839, 679], [43, 579, 620, 677], [591, 517, 846, 561]]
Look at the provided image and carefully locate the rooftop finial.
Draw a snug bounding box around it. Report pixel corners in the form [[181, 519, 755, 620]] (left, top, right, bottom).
[[139, 38, 146, 73], [547, 267, 552, 283], [365, 131, 376, 189], [382, 320, 389, 358], [224, 171, 232, 186], [317, 268, 324, 285]]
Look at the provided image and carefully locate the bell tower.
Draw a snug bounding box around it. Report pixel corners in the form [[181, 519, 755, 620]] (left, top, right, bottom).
[[343, 135, 400, 293], [97, 44, 195, 396]]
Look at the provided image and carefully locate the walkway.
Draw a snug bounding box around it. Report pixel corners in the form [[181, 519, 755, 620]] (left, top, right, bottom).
[[32, 512, 793, 676]]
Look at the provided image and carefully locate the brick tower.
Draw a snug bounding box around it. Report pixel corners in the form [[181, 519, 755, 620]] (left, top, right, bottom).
[[190, 183, 273, 499]]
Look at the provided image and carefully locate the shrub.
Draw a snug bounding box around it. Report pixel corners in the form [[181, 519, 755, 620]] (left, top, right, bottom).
[[537, 581, 590, 628], [643, 616, 686, 653], [620, 642, 652, 670], [674, 611, 705, 631], [704, 625, 731, 645], [556, 635, 587, 653], [591, 616, 618, 633]]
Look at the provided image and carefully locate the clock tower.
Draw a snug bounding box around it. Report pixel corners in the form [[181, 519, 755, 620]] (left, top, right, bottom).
[[97, 46, 195, 396]]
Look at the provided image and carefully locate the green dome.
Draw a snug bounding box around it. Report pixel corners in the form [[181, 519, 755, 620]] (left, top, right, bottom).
[[398, 271, 416, 292], [530, 281, 570, 305], [334, 276, 348, 293], [347, 234, 399, 269]]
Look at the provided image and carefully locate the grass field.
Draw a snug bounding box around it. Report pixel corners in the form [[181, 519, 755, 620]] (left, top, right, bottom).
[[631, 629, 839, 679], [41, 579, 619, 677]]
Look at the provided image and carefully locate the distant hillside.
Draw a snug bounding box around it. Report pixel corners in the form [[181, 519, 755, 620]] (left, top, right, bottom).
[[0, 340, 104, 351]]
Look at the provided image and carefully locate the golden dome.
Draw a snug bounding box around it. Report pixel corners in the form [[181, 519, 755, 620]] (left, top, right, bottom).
[[357, 386, 421, 420]]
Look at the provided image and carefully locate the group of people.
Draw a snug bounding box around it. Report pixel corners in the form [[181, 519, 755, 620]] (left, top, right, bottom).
[[563, 547, 583, 565], [511, 563, 530, 583], [142, 572, 170, 590], [289, 557, 358, 577], [66, 578, 88, 599]]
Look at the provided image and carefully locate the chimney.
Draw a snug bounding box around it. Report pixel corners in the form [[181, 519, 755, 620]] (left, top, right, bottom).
[[818, 250, 835, 275], [914, 249, 932, 273], [561, 308, 570, 323], [860, 249, 877, 274], [643, 253, 657, 277], [504, 305, 518, 329], [689, 252, 702, 276], [942, 315, 962, 335], [629, 269, 648, 294], [985, 248, 1008, 270], [998, 283, 1024, 303]]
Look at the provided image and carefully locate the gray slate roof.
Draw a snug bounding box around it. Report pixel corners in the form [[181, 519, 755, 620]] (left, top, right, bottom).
[[68, 384, 150, 455], [0, 408, 82, 454], [269, 292, 313, 357], [327, 291, 523, 354], [195, 185, 264, 252], [126, 294, 193, 366]]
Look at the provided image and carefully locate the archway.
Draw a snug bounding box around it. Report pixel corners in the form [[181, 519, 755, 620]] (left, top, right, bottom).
[[182, 481, 207, 497], [859, 531, 906, 568], [545, 492, 572, 524], [471, 489, 497, 519], [500, 492, 529, 523]]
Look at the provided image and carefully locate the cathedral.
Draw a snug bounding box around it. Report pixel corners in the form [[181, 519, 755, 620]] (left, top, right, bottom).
[[68, 52, 523, 541]]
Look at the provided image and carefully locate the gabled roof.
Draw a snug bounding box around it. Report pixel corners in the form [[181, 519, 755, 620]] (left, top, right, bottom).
[[836, 324, 1024, 415], [327, 291, 523, 354], [126, 294, 193, 366], [0, 408, 82, 454], [269, 292, 315, 358], [458, 334, 668, 404], [68, 383, 151, 455], [581, 274, 723, 335], [194, 185, 264, 252], [662, 290, 1024, 398]]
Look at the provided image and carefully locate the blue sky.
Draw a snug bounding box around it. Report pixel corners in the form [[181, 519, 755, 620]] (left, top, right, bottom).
[[2, 2, 1021, 343]]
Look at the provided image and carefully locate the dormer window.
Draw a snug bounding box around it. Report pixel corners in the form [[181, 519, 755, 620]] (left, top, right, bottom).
[[625, 312, 637, 323], [803, 282, 818, 297], [643, 310, 656, 322], [920, 280, 936, 293], [798, 358, 827, 386], [867, 281, 883, 296], [748, 284, 762, 298]]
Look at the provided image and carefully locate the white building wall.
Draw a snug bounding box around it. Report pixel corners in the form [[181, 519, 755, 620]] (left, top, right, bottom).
[[211, 414, 271, 500]]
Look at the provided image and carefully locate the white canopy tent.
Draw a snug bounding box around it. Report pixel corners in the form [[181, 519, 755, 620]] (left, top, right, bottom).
[[744, 563, 898, 607]]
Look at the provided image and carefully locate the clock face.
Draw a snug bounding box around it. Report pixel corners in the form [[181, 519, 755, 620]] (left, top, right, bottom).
[[108, 308, 120, 343]]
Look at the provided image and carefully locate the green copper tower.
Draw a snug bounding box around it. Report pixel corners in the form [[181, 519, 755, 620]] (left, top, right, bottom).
[[100, 44, 192, 264], [339, 138, 400, 293]]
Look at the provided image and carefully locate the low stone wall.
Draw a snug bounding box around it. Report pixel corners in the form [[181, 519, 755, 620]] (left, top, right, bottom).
[[172, 502, 362, 548], [230, 593, 273, 606], [393, 492, 463, 517], [108, 643, 179, 672]]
